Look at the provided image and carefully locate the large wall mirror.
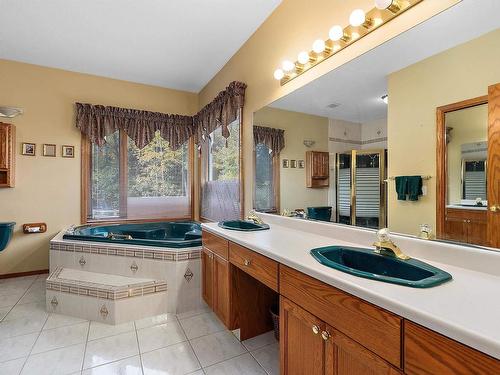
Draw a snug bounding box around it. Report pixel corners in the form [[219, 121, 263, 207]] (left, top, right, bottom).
[[252, 1, 500, 251]]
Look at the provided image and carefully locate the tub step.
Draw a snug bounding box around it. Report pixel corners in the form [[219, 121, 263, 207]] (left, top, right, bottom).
[[46, 267, 167, 324]]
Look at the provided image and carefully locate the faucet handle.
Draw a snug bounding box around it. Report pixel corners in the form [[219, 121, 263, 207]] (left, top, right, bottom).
[[377, 228, 391, 243]]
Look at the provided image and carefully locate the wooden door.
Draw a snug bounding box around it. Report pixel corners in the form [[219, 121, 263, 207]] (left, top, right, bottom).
[[468, 217, 488, 246], [487, 83, 500, 247], [325, 326, 401, 375], [0, 123, 9, 169], [212, 254, 231, 325], [280, 297, 326, 375], [312, 152, 329, 178], [201, 248, 214, 308], [443, 217, 467, 243]]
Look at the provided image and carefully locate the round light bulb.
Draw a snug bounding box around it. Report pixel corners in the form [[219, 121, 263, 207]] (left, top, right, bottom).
[[282, 60, 295, 72], [349, 9, 366, 27], [273, 69, 284, 80], [312, 39, 326, 54], [375, 0, 393, 10], [328, 25, 344, 41], [297, 51, 310, 64]]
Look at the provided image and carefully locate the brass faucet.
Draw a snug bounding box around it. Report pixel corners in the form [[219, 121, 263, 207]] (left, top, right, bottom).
[[373, 229, 410, 260], [246, 211, 264, 225]]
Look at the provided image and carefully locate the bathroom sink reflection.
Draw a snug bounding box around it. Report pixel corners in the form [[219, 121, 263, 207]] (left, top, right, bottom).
[[218, 220, 270, 231], [311, 245, 452, 288]]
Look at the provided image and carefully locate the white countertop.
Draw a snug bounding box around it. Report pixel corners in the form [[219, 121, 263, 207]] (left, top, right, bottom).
[[446, 204, 487, 211], [202, 216, 500, 359]]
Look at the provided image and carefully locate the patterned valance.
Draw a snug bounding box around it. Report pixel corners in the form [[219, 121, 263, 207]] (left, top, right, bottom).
[[76, 81, 246, 150], [253, 125, 285, 154]]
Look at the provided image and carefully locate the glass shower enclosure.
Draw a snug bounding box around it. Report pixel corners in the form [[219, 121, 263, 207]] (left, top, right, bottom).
[[336, 150, 387, 229]]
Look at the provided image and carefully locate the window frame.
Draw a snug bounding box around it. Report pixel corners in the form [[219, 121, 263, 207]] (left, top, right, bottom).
[[253, 143, 280, 214], [81, 129, 194, 224], [198, 111, 244, 222]]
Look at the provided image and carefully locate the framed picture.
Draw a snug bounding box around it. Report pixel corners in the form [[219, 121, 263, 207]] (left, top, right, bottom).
[[298, 160, 305, 169], [21, 142, 36, 156], [43, 144, 57, 157], [282, 159, 289, 168], [290, 160, 297, 168], [61, 145, 75, 158]]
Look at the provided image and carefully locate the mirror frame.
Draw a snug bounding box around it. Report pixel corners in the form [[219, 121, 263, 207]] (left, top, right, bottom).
[[436, 95, 488, 238]]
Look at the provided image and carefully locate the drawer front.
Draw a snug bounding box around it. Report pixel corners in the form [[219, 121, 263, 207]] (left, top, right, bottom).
[[229, 242, 278, 291], [405, 321, 500, 375], [280, 265, 402, 368], [202, 230, 229, 260], [446, 208, 486, 222]]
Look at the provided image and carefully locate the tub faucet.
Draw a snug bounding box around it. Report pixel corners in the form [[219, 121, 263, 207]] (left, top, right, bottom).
[[246, 211, 265, 225], [373, 228, 410, 260]]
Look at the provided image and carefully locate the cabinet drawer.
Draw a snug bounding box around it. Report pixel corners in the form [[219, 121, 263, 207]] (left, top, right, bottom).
[[202, 230, 228, 260], [280, 265, 402, 368], [405, 321, 500, 375], [229, 242, 278, 291]]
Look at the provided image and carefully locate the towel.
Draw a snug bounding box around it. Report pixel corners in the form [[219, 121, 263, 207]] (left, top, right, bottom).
[[407, 176, 423, 201], [395, 176, 407, 201]]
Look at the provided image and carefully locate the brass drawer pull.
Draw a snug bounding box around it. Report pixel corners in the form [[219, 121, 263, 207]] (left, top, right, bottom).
[[312, 325, 320, 335], [244, 259, 252, 266], [321, 330, 331, 341]]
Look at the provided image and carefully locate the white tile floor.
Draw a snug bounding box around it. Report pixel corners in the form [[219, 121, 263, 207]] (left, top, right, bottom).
[[0, 274, 279, 375]]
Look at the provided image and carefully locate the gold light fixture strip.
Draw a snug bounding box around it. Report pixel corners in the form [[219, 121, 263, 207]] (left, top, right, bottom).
[[278, 0, 423, 86]]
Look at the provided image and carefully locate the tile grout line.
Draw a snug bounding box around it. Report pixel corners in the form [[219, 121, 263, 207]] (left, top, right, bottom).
[[176, 314, 204, 373], [80, 321, 91, 373], [17, 311, 50, 375], [133, 320, 146, 375], [0, 276, 40, 323], [248, 343, 276, 375]]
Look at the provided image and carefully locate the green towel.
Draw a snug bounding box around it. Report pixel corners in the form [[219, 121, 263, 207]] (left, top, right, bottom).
[[407, 176, 423, 201], [395, 176, 407, 200]]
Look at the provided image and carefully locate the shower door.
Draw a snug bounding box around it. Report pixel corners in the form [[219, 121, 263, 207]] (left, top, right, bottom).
[[336, 150, 386, 229]]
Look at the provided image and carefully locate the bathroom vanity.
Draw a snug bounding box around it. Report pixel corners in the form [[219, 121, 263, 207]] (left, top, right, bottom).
[[201, 215, 500, 374]]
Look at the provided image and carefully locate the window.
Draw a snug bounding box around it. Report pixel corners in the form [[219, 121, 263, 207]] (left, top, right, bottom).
[[86, 131, 191, 222], [254, 143, 279, 212], [200, 119, 241, 221]]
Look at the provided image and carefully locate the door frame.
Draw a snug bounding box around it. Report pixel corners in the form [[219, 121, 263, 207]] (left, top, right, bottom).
[[435, 95, 488, 239]]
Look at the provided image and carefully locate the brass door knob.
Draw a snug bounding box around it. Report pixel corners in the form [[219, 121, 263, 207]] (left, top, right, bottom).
[[490, 205, 500, 212], [312, 325, 320, 335]]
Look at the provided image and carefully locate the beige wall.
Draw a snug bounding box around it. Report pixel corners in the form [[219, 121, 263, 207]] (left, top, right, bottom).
[[0, 59, 198, 275], [254, 107, 329, 210], [446, 105, 487, 204], [388, 28, 500, 236], [198, 0, 458, 218]]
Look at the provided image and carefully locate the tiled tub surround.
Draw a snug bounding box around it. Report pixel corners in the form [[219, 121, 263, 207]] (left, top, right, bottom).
[[46, 267, 168, 324], [50, 229, 203, 316]]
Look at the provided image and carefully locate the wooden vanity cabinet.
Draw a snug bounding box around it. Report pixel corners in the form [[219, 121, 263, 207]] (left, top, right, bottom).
[[306, 151, 329, 188], [444, 208, 487, 246], [0, 122, 15, 188]]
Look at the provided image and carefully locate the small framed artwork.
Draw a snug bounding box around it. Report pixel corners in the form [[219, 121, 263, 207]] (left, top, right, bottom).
[[61, 145, 75, 158], [43, 144, 57, 157], [290, 160, 297, 168], [282, 159, 289, 168], [298, 160, 305, 169], [21, 142, 36, 156]]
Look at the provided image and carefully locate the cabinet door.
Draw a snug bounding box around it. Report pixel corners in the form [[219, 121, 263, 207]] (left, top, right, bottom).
[[280, 297, 325, 375], [212, 254, 231, 326], [467, 219, 488, 246], [325, 326, 401, 375], [312, 152, 329, 178], [201, 248, 214, 308], [443, 217, 467, 243], [0, 123, 9, 169]]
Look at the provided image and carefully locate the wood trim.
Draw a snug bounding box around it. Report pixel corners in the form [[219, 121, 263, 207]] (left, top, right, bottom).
[[239, 108, 245, 219], [273, 152, 281, 213], [0, 269, 49, 279], [436, 95, 488, 239], [80, 134, 91, 224], [189, 138, 195, 221], [119, 129, 128, 218], [487, 83, 500, 247]]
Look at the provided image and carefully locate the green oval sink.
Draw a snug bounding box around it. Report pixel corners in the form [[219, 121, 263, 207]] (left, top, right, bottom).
[[218, 220, 270, 231], [311, 246, 452, 288]]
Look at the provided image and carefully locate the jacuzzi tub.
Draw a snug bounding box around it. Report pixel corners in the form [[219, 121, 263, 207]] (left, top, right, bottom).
[[63, 221, 202, 248]]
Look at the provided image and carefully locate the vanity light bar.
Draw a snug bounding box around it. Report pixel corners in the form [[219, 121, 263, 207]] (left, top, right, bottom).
[[274, 0, 423, 85]]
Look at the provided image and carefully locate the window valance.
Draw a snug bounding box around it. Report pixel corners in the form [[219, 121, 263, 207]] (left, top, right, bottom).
[[253, 125, 285, 154], [75, 81, 247, 150]]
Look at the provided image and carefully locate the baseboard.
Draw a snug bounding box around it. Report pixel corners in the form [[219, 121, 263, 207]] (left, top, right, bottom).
[[0, 269, 49, 279]]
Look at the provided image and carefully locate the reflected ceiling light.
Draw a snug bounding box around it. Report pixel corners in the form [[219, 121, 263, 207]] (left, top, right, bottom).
[[351, 32, 360, 40], [328, 25, 344, 41], [349, 9, 366, 27], [282, 60, 295, 72], [375, 0, 401, 13], [312, 39, 326, 54], [0, 106, 23, 118], [381, 95, 388, 104], [297, 51, 310, 65], [274, 69, 285, 80]]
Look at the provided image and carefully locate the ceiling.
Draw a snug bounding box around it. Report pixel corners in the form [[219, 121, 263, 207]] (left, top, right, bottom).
[[0, 0, 281, 92], [270, 0, 500, 124]]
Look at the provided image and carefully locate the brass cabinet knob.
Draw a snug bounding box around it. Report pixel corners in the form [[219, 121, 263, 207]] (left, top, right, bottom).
[[312, 325, 320, 335], [321, 330, 331, 341], [244, 259, 251, 266]]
